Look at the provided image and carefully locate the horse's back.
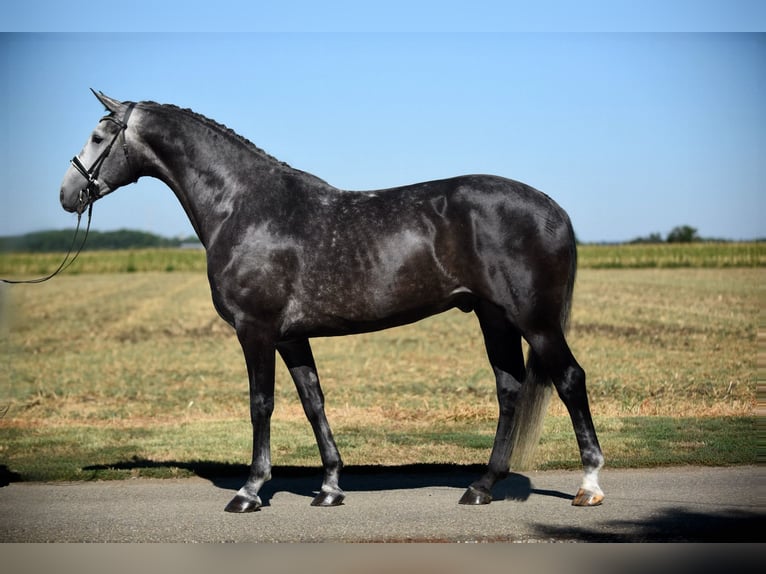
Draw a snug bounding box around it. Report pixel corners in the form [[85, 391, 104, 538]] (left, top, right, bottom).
[[374, 174, 575, 272]]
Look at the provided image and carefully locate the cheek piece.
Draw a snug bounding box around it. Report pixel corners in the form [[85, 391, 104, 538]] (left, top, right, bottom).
[[70, 102, 136, 212]]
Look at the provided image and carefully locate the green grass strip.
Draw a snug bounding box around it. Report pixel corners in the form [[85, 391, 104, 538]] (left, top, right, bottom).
[[0, 416, 755, 483]]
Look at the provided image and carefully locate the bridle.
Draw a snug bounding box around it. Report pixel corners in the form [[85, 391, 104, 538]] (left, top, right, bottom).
[[1, 103, 136, 285], [70, 102, 137, 213]]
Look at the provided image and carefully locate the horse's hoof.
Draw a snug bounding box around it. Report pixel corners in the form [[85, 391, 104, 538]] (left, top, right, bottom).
[[224, 494, 262, 513], [459, 485, 492, 505], [311, 489, 345, 507], [572, 488, 604, 507]]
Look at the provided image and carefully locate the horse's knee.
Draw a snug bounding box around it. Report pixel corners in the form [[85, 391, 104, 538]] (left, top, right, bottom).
[[250, 393, 274, 421]]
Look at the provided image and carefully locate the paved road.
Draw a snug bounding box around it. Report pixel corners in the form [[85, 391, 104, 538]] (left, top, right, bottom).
[[0, 465, 763, 542]]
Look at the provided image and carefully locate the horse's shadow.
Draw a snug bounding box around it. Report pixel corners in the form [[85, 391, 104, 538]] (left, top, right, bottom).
[[81, 458, 573, 506]]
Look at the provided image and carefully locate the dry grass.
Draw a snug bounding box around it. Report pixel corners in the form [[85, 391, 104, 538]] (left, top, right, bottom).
[[568, 269, 759, 417], [0, 267, 760, 478], [2, 268, 759, 421]]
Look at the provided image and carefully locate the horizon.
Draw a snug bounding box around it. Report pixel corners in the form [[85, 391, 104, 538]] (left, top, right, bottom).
[[2, 225, 762, 247], [1, 4, 764, 244]]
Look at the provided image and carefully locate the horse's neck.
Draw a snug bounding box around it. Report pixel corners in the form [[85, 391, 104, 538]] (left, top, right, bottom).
[[138, 110, 280, 248]]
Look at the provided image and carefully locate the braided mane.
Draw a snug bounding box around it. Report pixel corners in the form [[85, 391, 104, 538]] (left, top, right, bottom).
[[136, 100, 291, 168]]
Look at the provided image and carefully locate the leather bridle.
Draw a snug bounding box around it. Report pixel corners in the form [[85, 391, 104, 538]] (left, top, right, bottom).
[[70, 102, 137, 213]]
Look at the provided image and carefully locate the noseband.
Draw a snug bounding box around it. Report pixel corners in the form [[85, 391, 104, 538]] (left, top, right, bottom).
[[70, 102, 136, 212]]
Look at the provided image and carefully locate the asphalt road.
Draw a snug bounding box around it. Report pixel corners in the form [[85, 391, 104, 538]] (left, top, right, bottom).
[[0, 465, 763, 543]]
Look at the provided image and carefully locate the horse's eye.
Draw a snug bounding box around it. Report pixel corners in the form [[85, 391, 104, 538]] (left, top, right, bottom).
[[91, 134, 104, 144]]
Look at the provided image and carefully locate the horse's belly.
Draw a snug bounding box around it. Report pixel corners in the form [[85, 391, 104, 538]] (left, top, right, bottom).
[[278, 284, 474, 340]]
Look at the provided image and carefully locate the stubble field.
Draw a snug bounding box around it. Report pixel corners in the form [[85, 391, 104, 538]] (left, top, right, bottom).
[[0, 253, 760, 482]]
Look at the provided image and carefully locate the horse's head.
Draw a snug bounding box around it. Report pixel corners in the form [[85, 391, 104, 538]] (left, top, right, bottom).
[[60, 90, 138, 214]]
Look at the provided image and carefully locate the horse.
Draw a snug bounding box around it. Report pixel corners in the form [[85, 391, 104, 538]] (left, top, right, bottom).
[[60, 90, 604, 513]]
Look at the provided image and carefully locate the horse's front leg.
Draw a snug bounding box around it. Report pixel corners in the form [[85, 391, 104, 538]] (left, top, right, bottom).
[[224, 325, 277, 513], [278, 339, 345, 507]]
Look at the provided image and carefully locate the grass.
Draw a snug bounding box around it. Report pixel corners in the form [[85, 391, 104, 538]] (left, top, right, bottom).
[[577, 242, 764, 268], [0, 248, 208, 276], [0, 260, 761, 482], [1, 242, 763, 277], [1, 416, 755, 482]]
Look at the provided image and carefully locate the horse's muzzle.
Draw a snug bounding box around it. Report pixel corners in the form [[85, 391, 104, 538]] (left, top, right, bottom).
[[60, 183, 97, 214]]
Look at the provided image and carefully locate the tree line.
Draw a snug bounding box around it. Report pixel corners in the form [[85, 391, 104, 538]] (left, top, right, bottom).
[[0, 229, 201, 252], [629, 225, 737, 244]]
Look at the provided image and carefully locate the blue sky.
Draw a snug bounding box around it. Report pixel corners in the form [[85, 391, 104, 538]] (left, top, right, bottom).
[[1, 4, 765, 242]]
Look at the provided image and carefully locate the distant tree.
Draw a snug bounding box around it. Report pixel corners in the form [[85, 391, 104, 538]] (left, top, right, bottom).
[[629, 232, 664, 244], [666, 225, 700, 243], [0, 229, 182, 252]]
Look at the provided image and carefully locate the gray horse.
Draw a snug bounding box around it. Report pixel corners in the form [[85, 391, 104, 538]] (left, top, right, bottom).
[[60, 91, 604, 513]]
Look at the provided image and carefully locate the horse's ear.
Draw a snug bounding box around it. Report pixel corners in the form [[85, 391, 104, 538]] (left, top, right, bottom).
[[91, 89, 123, 113]]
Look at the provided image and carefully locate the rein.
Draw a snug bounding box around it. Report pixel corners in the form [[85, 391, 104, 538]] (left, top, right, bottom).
[[1, 103, 135, 285], [1, 206, 92, 284]]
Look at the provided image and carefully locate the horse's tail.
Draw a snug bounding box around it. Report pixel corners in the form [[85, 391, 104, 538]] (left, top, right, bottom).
[[508, 219, 577, 471]]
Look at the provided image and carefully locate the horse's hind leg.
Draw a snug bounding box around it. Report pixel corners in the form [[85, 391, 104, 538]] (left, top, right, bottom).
[[278, 339, 345, 507], [460, 303, 526, 505], [527, 328, 605, 506]]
